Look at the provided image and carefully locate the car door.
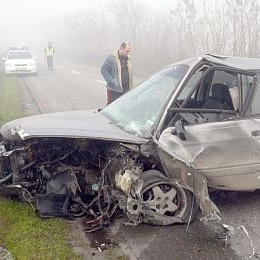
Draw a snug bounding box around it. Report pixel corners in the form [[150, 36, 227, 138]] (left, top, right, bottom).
[[157, 68, 260, 191]]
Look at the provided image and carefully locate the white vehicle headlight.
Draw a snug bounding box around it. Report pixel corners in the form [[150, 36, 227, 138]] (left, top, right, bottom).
[[5, 63, 13, 67], [29, 63, 36, 66]]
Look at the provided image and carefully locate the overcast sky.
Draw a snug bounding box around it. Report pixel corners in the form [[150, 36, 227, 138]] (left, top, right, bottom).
[[0, 0, 173, 55], [1, 0, 172, 13], [0, 0, 100, 50]]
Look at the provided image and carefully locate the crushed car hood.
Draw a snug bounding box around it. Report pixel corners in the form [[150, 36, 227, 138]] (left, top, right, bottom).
[[0, 109, 146, 144]]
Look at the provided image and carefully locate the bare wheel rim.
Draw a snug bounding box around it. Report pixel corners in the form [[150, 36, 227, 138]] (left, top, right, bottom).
[[142, 181, 188, 217]]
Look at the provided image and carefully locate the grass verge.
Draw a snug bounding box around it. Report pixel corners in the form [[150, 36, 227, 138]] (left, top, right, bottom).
[[0, 76, 24, 125], [0, 197, 80, 259], [0, 75, 81, 259]]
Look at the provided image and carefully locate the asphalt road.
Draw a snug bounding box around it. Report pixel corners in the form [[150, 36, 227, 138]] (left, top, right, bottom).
[[21, 59, 107, 113], [14, 59, 260, 259]]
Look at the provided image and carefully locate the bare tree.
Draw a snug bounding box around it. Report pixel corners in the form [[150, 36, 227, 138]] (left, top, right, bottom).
[[225, 0, 260, 57], [61, 0, 260, 74], [197, 0, 229, 55], [170, 0, 198, 56], [105, 0, 147, 46]]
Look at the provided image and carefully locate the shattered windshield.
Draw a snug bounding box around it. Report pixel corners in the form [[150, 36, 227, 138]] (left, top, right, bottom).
[[101, 64, 189, 138]]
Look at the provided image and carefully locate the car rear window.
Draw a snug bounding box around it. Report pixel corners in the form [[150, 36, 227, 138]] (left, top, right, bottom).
[[8, 52, 32, 59]]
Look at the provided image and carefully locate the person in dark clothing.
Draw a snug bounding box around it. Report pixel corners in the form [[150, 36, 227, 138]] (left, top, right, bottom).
[[101, 42, 133, 105]]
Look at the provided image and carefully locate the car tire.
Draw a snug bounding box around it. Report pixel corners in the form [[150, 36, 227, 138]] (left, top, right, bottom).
[[141, 170, 197, 224]]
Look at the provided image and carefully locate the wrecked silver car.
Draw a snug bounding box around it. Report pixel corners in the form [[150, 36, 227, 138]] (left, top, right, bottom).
[[1, 54, 260, 234]]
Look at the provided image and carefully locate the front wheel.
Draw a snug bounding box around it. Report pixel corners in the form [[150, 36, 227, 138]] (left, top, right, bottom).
[[141, 171, 197, 225]]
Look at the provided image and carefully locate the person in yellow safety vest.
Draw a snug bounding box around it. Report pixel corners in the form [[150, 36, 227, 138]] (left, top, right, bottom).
[[44, 42, 55, 70]]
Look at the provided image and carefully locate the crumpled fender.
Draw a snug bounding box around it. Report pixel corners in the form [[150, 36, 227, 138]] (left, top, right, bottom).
[[155, 137, 232, 235]]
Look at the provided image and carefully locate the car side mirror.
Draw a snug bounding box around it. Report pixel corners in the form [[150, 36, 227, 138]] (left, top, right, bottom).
[[171, 120, 187, 141], [1, 57, 6, 61]]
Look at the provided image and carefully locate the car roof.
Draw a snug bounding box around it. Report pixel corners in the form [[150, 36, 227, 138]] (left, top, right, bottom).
[[203, 54, 260, 71], [7, 47, 30, 54], [8, 49, 30, 53], [168, 54, 260, 72], [8, 46, 29, 50]]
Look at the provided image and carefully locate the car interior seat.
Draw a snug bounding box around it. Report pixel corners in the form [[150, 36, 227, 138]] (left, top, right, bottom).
[[202, 83, 234, 110]]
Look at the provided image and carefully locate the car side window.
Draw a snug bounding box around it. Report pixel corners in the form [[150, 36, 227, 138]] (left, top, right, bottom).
[[181, 69, 240, 111], [204, 70, 239, 111], [250, 77, 260, 115], [175, 65, 209, 107], [165, 68, 256, 132]]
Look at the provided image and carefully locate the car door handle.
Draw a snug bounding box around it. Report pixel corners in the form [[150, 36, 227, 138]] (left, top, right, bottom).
[[251, 130, 260, 137]]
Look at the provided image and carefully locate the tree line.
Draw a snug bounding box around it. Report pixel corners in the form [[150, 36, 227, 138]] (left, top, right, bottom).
[[63, 0, 260, 74]]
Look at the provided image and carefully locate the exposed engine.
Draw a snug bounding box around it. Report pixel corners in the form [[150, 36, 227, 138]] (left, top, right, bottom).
[[0, 137, 157, 232]]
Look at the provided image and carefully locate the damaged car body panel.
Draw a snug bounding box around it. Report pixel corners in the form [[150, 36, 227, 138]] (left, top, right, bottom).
[[0, 109, 146, 144], [158, 118, 260, 191], [153, 55, 260, 232], [1, 54, 260, 234]]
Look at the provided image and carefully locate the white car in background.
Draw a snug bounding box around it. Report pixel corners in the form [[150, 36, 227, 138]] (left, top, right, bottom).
[[4, 47, 37, 75]]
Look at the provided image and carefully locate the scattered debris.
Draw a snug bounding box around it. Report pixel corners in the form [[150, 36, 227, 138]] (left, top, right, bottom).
[[0, 247, 13, 260]]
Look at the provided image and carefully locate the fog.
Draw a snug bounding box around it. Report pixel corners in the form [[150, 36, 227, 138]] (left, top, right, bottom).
[[1, 0, 260, 73]]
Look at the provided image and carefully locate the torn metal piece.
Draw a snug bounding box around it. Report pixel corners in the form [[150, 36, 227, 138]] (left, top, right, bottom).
[[192, 170, 221, 217], [157, 145, 230, 235], [0, 247, 13, 260], [36, 168, 80, 217], [2, 147, 26, 157], [0, 173, 12, 184], [142, 209, 183, 225], [46, 168, 79, 196], [126, 197, 143, 226], [200, 213, 230, 237]]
